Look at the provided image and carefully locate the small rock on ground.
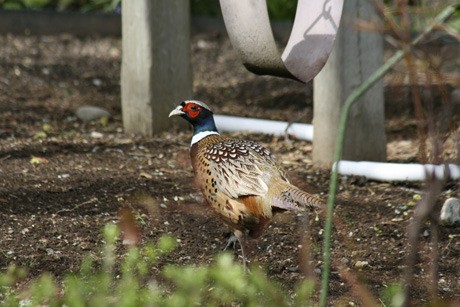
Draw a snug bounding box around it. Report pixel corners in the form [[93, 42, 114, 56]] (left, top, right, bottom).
[[440, 198, 460, 227], [76, 106, 111, 122]]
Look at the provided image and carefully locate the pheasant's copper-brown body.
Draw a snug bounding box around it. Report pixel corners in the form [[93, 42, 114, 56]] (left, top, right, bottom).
[[169, 100, 322, 269], [191, 134, 322, 239]]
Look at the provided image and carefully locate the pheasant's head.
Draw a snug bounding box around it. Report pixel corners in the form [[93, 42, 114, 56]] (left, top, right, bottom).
[[169, 100, 219, 144]]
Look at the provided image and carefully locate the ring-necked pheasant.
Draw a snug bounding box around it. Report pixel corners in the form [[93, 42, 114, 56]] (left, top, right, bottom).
[[169, 100, 323, 270]]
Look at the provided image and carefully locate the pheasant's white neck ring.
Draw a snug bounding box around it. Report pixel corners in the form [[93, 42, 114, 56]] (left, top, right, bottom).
[[191, 131, 220, 146]]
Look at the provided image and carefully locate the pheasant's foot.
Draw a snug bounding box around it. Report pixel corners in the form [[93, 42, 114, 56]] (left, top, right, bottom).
[[223, 233, 238, 251]]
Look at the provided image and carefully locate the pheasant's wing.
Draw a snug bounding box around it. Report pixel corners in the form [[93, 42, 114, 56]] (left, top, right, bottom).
[[205, 139, 285, 199]]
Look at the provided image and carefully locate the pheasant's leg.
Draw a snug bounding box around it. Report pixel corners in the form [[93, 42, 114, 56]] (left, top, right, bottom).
[[223, 233, 238, 251], [234, 230, 249, 272]]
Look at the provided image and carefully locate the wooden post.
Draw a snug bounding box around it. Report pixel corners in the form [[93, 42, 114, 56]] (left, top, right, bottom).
[[121, 0, 192, 135], [313, 0, 386, 165]]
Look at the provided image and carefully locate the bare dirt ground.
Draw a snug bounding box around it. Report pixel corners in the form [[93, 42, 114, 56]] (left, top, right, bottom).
[[0, 30, 459, 305]]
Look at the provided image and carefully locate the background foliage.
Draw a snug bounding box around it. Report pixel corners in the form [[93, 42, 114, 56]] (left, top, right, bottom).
[[0, 0, 299, 19]]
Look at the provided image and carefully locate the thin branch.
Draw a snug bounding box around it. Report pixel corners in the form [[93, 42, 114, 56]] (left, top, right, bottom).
[[402, 171, 445, 306], [429, 212, 440, 301], [55, 197, 99, 214]]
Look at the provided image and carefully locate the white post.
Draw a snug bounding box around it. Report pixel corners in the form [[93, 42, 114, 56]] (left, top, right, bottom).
[[313, 0, 386, 165], [121, 0, 192, 135]]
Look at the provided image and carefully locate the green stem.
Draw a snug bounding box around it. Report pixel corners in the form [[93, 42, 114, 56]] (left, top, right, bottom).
[[318, 4, 458, 306]]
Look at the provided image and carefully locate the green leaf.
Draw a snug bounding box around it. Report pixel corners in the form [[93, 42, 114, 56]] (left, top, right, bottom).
[[22, 0, 50, 9], [380, 282, 404, 307]]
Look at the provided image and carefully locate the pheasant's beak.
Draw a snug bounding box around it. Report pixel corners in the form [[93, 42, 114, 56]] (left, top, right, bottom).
[[169, 106, 185, 117]]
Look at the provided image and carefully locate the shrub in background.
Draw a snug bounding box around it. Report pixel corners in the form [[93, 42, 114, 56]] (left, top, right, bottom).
[[0, 0, 298, 19]]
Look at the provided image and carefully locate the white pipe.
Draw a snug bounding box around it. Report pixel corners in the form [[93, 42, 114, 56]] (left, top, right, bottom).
[[333, 161, 460, 181], [214, 114, 459, 182], [214, 114, 313, 141]]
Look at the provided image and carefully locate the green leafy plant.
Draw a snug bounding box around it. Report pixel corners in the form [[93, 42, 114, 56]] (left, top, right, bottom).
[[80, 0, 119, 13], [266, 0, 296, 20], [0, 0, 120, 11], [0, 223, 315, 306], [380, 282, 404, 307], [0, 0, 298, 19]]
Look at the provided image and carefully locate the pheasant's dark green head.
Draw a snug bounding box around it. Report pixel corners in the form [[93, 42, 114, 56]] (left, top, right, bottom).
[[169, 100, 219, 144]]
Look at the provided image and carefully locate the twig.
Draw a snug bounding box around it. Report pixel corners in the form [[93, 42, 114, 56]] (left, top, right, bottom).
[[429, 212, 440, 301], [55, 197, 99, 214], [337, 264, 380, 307], [284, 110, 309, 145], [0, 154, 12, 162], [128, 152, 155, 158], [402, 170, 445, 306]]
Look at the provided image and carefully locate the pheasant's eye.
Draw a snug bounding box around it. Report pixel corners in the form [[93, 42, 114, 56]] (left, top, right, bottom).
[[189, 105, 202, 113], [186, 104, 202, 118]]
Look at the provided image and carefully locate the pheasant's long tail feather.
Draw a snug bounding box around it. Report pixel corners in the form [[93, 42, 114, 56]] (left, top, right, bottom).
[[288, 186, 323, 208], [271, 184, 323, 211]]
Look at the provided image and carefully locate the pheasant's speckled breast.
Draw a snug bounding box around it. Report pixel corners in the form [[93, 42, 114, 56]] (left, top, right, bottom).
[[190, 134, 290, 237]]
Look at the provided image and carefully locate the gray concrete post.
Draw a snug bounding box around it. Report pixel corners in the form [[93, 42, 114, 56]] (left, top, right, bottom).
[[313, 0, 386, 165], [121, 0, 192, 135]]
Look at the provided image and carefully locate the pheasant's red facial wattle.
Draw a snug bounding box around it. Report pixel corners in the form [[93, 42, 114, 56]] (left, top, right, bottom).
[[183, 103, 202, 119]]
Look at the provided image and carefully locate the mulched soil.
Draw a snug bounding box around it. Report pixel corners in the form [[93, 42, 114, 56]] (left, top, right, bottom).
[[0, 29, 459, 305]]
